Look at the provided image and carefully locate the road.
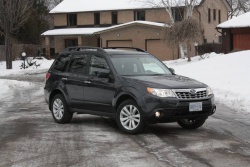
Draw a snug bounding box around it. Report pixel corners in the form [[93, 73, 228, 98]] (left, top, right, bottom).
[[0, 73, 249, 167]]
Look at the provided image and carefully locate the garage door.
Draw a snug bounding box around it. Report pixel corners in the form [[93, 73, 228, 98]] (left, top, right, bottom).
[[146, 40, 173, 61], [233, 34, 250, 51], [107, 40, 133, 47]]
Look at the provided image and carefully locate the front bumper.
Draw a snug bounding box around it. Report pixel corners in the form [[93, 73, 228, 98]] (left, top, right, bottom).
[[138, 94, 216, 123]]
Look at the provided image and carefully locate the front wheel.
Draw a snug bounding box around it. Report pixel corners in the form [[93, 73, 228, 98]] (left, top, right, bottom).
[[51, 94, 73, 124], [177, 118, 206, 129], [116, 100, 145, 134]]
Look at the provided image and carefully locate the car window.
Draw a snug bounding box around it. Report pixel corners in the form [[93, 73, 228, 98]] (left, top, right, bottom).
[[89, 55, 110, 77], [68, 54, 88, 74], [53, 54, 71, 72], [142, 62, 165, 74], [110, 54, 172, 76]]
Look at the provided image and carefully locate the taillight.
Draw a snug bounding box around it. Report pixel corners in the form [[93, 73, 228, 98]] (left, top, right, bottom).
[[46, 72, 51, 81]]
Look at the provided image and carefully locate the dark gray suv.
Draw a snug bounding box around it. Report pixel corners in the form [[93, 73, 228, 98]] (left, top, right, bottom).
[[44, 47, 216, 134]]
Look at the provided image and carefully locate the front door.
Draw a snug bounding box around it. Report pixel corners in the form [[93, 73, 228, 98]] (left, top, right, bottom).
[[83, 54, 115, 112]]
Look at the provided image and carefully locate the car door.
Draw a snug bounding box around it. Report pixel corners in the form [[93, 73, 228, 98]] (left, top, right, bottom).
[[83, 54, 115, 113], [64, 53, 88, 109]]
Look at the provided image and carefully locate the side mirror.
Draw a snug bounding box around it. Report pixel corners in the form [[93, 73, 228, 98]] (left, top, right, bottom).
[[96, 69, 111, 78], [169, 68, 175, 74]]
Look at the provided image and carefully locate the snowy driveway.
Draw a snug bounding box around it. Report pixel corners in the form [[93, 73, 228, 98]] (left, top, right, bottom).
[[0, 73, 250, 167]]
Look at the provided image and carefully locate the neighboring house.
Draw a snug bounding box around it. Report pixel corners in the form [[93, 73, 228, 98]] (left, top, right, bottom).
[[217, 12, 250, 54], [41, 0, 230, 60]]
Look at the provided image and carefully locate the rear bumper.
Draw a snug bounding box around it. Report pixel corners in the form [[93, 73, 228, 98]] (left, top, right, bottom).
[[138, 94, 216, 123], [44, 88, 50, 104]]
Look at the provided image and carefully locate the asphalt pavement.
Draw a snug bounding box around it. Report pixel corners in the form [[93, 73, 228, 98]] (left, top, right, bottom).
[[0, 73, 249, 167]]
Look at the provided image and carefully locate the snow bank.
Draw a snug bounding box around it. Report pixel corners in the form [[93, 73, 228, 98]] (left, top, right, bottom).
[[164, 51, 250, 114], [0, 58, 54, 76], [0, 79, 34, 101]]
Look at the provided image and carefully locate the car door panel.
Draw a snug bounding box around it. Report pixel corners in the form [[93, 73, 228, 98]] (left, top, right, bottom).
[[83, 54, 115, 113], [64, 54, 88, 109]]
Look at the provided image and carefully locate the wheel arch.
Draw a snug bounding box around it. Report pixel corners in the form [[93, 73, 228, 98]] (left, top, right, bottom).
[[114, 93, 137, 111], [49, 89, 68, 110]]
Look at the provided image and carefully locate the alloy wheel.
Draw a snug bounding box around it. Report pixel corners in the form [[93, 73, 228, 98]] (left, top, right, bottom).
[[120, 105, 140, 130], [53, 98, 64, 120]]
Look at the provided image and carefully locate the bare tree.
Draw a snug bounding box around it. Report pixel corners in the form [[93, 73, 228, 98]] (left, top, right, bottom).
[[144, 0, 202, 61], [46, 0, 63, 9], [0, 0, 33, 69], [227, 0, 250, 18]]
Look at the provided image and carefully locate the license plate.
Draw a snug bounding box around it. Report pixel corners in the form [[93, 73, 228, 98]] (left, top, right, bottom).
[[189, 102, 202, 112]]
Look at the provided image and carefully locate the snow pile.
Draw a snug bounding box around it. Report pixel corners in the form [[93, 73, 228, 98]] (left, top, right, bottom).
[[165, 51, 250, 113], [0, 79, 34, 102], [0, 57, 54, 76]]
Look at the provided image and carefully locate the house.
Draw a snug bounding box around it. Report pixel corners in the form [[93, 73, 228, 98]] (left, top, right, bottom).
[[42, 0, 230, 60], [217, 12, 250, 54]]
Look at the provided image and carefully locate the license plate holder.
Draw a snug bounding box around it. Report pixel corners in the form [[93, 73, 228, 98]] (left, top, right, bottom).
[[189, 102, 202, 112]]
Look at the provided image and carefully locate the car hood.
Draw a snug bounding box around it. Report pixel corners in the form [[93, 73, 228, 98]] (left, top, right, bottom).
[[124, 75, 207, 89]]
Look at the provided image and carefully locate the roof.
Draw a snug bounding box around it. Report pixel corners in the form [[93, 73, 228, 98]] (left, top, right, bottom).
[[95, 21, 167, 34], [41, 21, 167, 36], [41, 27, 107, 36], [50, 0, 203, 14], [217, 12, 250, 29]]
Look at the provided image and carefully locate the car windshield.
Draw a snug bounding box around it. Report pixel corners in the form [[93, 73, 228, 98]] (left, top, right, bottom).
[[110, 54, 172, 76]]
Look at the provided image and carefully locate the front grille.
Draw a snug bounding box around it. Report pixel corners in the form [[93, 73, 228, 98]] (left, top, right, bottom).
[[174, 89, 207, 99]]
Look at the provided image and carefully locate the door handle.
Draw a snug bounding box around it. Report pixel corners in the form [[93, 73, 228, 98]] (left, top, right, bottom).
[[84, 81, 91, 84], [62, 78, 68, 81]]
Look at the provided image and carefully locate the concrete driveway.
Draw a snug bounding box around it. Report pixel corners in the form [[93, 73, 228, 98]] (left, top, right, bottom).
[[0, 73, 249, 167]]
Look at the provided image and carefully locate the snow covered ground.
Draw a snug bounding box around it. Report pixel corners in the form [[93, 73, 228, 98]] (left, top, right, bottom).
[[0, 51, 249, 114], [164, 51, 250, 114], [0, 57, 54, 76]]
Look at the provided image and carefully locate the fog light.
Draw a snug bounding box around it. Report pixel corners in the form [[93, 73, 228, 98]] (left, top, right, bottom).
[[155, 111, 161, 118]]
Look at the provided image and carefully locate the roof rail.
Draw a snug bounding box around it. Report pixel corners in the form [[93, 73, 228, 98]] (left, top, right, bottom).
[[103, 47, 146, 52], [64, 46, 105, 52]]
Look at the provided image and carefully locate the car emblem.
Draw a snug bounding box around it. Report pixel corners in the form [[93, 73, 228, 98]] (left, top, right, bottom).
[[190, 89, 196, 94]]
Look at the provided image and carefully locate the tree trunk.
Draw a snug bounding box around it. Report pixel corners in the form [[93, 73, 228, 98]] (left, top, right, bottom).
[[5, 33, 13, 69], [187, 41, 191, 62], [179, 43, 185, 59]]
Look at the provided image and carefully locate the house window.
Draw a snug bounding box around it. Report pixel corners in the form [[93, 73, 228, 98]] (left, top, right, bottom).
[[112, 11, 118, 24], [172, 8, 184, 22], [218, 10, 221, 23], [94, 12, 100, 25], [208, 8, 211, 23], [65, 39, 78, 48], [219, 36, 222, 43], [213, 9, 216, 20], [134, 10, 145, 21], [67, 14, 77, 26]]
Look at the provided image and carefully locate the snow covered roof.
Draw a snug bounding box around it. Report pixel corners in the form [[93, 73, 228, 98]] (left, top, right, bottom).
[[41, 27, 107, 36], [50, 0, 203, 14], [41, 21, 167, 36], [217, 12, 250, 29], [95, 21, 167, 34]]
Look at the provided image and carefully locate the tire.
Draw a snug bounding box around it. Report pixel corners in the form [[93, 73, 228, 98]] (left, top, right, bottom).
[[177, 118, 206, 129], [116, 99, 145, 134], [51, 94, 73, 124]]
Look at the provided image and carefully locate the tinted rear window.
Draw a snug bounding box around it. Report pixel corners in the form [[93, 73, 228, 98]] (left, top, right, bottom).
[[53, 54, 71, 72]]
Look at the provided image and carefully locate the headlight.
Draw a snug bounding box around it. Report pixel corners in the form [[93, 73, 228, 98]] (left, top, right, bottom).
[[207, 87, 213, 96], [147, 88, 176, 98]]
